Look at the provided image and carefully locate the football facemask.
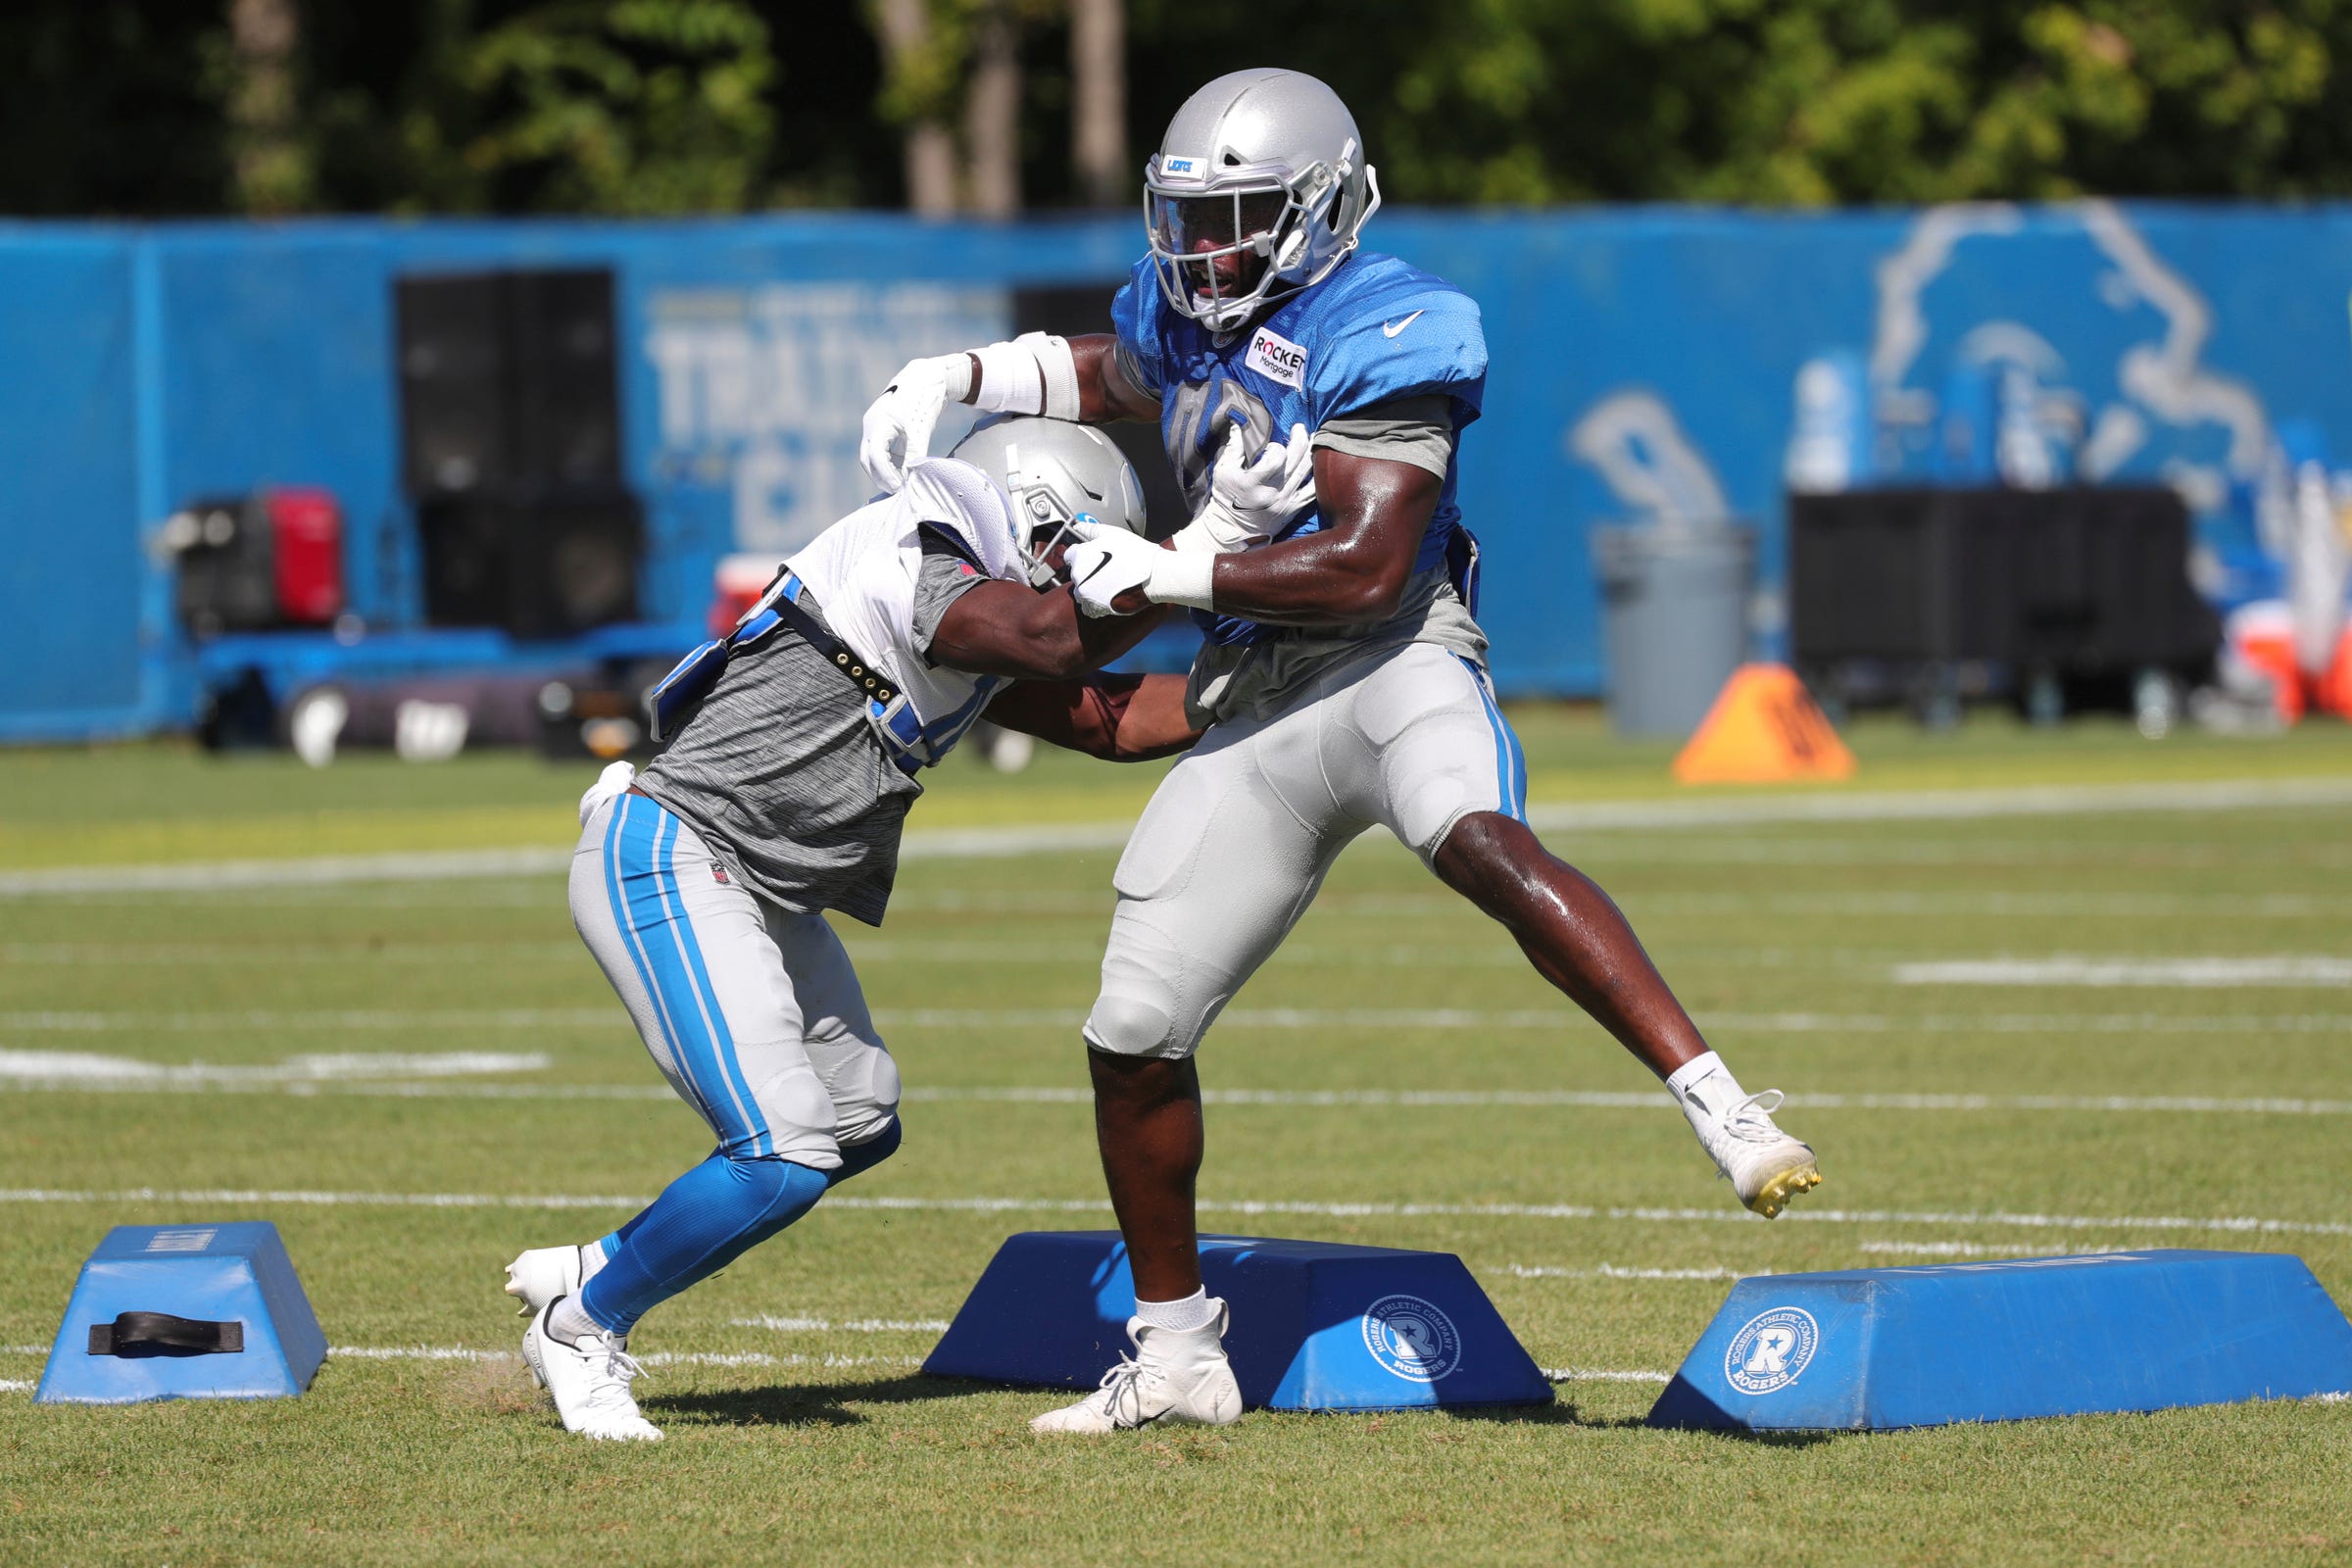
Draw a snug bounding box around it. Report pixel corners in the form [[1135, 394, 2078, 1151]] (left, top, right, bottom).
[[1143, 148, 1370, 333]]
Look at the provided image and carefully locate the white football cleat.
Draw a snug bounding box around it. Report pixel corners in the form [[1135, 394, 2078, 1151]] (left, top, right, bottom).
[[521, 1298, 661, 1442], [1029, 1303, 1244, 1434], [504, 1244, 590, 1319], [1689, 1088, 1822, 1218]]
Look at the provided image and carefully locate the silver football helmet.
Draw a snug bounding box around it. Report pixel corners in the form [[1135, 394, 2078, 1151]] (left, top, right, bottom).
[[1143, 69, 1382, 333], [950, 415, 1148, 587]]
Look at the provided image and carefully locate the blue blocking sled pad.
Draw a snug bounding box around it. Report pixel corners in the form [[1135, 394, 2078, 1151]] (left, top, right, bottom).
[[1647, 1250, 2352, 1432], [926, 1232, 1554, 1411], [36, 1222, 325, 1404]]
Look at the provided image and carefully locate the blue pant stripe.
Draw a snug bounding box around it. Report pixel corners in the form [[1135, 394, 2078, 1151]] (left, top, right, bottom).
[[659, 812, 771, 1157], [605, 797, 718, 1132], [1457, 655, 1527, 822], [648, 808, 765, 1154]]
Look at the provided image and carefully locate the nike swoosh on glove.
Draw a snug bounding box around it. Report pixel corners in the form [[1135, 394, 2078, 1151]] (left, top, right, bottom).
[[1064, 523, 1161, 618], [858, 354, 971, 493]]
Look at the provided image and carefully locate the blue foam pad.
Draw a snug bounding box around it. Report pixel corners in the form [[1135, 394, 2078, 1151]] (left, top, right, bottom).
[[924, 1231, 1552, 1411], [36, 1223, 325, 1404], [1647, 1249, 2352, 1432]]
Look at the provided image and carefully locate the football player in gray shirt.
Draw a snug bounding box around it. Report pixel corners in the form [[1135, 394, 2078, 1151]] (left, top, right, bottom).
[[500, 414, 1308, 1442]]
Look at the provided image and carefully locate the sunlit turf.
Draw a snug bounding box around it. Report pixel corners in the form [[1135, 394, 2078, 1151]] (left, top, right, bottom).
[[2, 715, 2351, 1564]]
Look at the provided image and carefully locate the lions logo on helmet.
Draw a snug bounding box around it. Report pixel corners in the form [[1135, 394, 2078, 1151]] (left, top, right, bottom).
[[1143, 69, 1384, 334]]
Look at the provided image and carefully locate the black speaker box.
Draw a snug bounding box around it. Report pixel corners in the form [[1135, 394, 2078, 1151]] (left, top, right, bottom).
[[173, 498, 276, 638], [419, 488, 642, 640], [397, 269, 620, 497], [1789, 486, 2218, 677]]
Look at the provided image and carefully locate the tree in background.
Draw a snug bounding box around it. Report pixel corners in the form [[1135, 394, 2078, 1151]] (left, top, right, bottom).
[[0, 0, 2348, 217]]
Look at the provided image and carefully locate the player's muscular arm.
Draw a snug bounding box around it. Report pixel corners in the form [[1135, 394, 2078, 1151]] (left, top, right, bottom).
[[1194, 448, 1435, 626], [927, 583, 1174, 680], [1070, 335, 1160, 422], [983, 673, 1199, 761]]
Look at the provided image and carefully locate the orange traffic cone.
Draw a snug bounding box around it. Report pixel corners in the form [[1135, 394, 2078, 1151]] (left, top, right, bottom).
[[1673, 664, 1856, 785]]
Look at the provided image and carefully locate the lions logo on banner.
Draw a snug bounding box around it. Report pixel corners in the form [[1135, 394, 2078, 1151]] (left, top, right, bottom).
[[1724, 1305, 1821, 1396], [1361, 1295, 1463, 1383]]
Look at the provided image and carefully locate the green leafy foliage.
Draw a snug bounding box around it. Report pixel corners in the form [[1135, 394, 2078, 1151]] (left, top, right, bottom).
[[456, 0, 776, 212], [1, 1, 2350, 214]]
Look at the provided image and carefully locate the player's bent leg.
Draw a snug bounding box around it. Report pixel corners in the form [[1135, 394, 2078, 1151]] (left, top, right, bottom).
[[1337, 647, 1823, 1216], [1430, 812, 1821, 1216], [1080, 1051, 1205, 1305], [767, 907, 904, 1185], [1080, 727, 1357, 1289], [1041, 724, 1352, 1434], [523, 1152, 828, 1441]]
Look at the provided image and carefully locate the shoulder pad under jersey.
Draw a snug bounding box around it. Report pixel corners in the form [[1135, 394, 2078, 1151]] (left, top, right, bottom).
[[898, 459, 1025, 583], [1303, 254, 1488, 426], [1108, 255, 1169, 400]]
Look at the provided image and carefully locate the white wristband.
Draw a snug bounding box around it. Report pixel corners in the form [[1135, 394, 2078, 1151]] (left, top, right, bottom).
[[968, 334, 1078, 417], [1016, 332, 1081, 419], [1149, 549, 1216, 611], [938, 353, 974, 403]]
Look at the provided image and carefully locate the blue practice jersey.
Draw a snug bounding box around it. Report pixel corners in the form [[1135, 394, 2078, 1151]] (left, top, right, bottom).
[[1110, 250, 1488, 647]]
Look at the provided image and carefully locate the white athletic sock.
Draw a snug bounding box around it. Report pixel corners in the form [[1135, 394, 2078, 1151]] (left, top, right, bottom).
[[578, 1243, 609, 1287], [548, 1294, 608, 1347], [1134, 1288, 1218, 1335], [1666, 1051, 1745, 1123]]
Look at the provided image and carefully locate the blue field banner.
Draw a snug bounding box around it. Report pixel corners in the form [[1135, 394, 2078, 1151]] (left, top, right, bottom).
[[1647, 1250, 2352, 1432], [35, 1222, 326, 1404], [9, 203, 2352, 736], [925, 1231, 1552, 1411]]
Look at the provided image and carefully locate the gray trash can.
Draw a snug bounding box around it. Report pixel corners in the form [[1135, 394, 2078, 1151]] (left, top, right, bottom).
[[1592, 523, 1754, 738]]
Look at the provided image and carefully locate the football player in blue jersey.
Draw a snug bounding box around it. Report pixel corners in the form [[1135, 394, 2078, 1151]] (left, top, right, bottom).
[[859, 68, 1821, 1433]]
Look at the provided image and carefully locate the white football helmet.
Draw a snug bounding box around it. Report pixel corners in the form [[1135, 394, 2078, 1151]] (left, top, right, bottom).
[[1143, 69, 1383, 334], [949, 416, 1149, 587]]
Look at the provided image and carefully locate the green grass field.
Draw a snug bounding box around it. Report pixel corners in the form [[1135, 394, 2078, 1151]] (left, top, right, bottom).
[[5, 708, 2352, 1565]]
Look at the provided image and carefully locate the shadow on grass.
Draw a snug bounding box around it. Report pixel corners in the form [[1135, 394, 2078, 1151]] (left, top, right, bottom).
[[650, 1371, 996, 1431], [1443, 1399, 1840, 1446]]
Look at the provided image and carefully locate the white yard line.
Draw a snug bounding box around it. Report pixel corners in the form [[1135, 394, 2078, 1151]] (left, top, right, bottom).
[[1636, 893, 2352, 918], [0, 1009, 612, 1033], [1505, 1263, 1752, 1281], [0, 1380, 31, 1393], [1542, 1367, 1674, 1384], [8, 775, 2348, 898], [1857, 1241, 2144, 1258], [1895, 956, 2352, 988], [324, 1345, 924, 1370], [731, 1315, 953, 1334], [0, 1050, 550, 1085], [0, 847, 572, 896], [3, 1186, 2344, 1239], [6, 1005, 2350, 1039], [5, 1064, 2351, 1117]]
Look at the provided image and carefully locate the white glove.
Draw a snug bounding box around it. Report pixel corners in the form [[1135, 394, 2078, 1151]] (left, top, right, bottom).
[[1065, 521, 1214, 617], [1168, 422, 1318, 555], [859, 354, 973, 493]]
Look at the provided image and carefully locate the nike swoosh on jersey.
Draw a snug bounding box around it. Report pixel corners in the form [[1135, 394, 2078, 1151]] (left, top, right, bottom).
[[1381, 310, 1426, 338]]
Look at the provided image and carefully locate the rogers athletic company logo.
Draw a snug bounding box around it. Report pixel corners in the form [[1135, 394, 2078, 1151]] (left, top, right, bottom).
[[1246, 325, 1308, 388], [1361, 1295, 1462, 1383], [1724, 1306, 1820, 1396]]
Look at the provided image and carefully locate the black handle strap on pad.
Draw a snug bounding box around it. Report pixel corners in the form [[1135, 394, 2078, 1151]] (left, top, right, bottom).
[[87, 1310, 245, 1356], [760, 585, 900, 706]]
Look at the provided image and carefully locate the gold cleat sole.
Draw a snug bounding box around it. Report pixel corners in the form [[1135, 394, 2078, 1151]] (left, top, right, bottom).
[[1745, 1163, 1823, 1219]]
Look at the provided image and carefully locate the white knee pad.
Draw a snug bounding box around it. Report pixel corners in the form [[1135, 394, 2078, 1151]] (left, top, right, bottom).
[[743, 1053, 842, 1169], [804, 1021, 902, 1148], [1084, 991, 1186, 1058]]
